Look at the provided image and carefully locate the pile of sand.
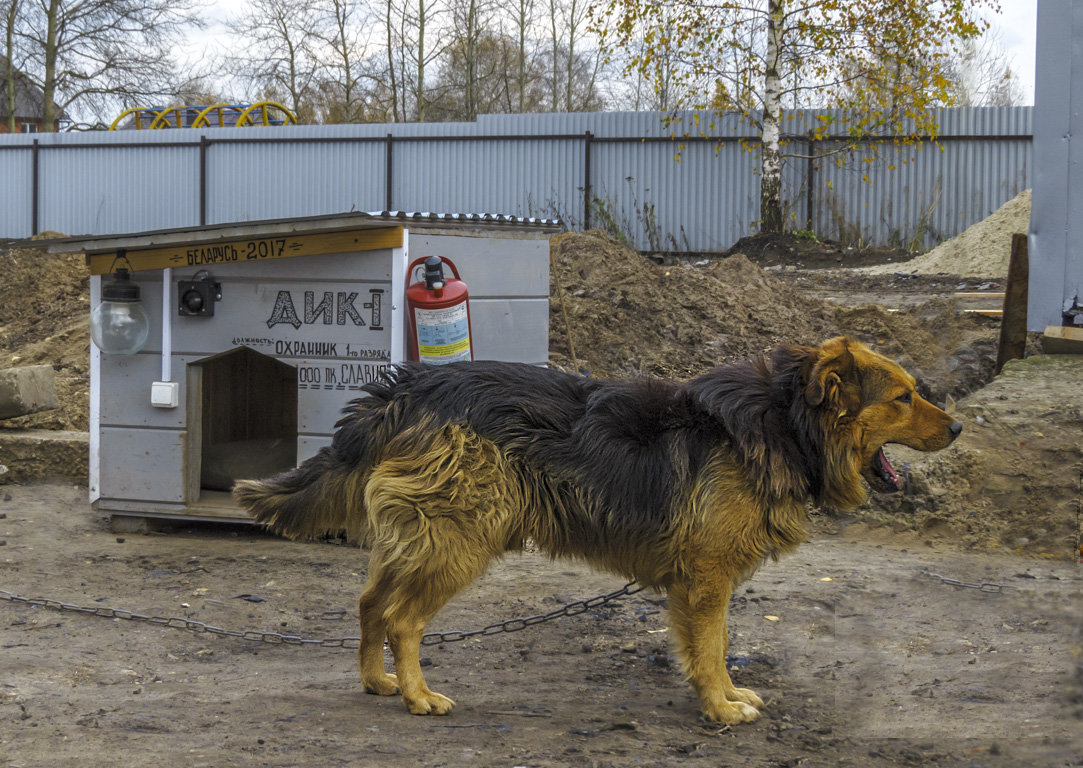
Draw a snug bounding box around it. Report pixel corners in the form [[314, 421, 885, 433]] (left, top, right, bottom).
[[860, 189, 1031, 277], [550, 230, 999, 404]]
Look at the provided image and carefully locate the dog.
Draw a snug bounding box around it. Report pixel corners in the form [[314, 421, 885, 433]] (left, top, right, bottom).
[[234, 337, 961, 723]]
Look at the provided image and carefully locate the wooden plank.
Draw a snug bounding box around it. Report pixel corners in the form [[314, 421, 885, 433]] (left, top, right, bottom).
[[87, 227, 404, 275], [954, 292, 1006, 298], [185, 365, 203, 504], [110, 509, 257, 527], [995, 233, 1029, 374], [1040, 325, 1083, 354], [469, 298, 551, 363], [887, 309, 1003, 316]]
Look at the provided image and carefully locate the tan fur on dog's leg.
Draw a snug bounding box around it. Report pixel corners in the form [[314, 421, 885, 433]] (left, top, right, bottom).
[[357, 556, 399, 696], [669, 582, 760, 724], [718, 606, 764, 710], [384, 580, 463, 716]]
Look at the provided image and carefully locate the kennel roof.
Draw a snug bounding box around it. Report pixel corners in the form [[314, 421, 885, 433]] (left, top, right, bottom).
[[13, 210, 563, 272]]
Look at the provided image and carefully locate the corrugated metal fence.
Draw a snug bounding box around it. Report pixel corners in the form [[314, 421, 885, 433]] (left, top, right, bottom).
[[0, 107, 1031, 251]]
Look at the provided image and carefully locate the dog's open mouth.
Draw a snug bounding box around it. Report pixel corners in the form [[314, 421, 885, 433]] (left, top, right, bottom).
[[864, 447, 901, 493]]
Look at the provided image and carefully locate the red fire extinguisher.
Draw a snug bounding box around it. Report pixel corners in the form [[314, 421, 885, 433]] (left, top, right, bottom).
[[405, 255, 473, 364]]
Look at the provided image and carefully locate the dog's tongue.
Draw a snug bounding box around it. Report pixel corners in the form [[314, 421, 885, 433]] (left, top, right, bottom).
[[877, 448, 901, 489]]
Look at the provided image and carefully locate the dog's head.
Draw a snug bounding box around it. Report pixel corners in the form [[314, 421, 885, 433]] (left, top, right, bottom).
[[802, 337, 961, 508]]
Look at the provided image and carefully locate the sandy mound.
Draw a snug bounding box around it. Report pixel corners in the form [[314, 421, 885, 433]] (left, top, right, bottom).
[[550, 230, 999, 405], [860, 189, 1031, 277], [0, 240, 90, 431]]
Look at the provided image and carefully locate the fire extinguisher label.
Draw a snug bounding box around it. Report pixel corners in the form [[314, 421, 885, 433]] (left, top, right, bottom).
[[414, 304, 471, 364]]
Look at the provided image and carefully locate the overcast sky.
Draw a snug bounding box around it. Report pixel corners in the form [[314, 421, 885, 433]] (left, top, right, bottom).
[[988, 0, 1037, 104]]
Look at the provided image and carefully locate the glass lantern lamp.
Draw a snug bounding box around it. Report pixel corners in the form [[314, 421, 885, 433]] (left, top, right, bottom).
[[90, 266, 150, 355]]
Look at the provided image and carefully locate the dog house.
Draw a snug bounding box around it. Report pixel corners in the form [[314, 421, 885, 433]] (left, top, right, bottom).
[[39, 212, 559, 529]]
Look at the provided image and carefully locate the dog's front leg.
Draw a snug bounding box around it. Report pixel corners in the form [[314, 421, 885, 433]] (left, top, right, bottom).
[[668, 581, 762, 724], [385, 617, 455, 715], [357, 563, 400, 697]]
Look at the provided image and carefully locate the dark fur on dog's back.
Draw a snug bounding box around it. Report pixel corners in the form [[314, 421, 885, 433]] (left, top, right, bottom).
[[239, 350, 828, 571], [234, 338, 961, 722]]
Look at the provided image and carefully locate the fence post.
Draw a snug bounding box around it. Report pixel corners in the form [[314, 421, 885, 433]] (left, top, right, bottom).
[[199, 135, 209, 226], [385, 133, 394, 212], [995, 233, 1029, 374], [31, 139, 39, 236], [806, 131, 815, 232], [583, 131, 593, 230]]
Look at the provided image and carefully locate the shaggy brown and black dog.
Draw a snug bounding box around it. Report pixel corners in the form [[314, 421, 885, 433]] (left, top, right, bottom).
[[234, 337, 961, 723]]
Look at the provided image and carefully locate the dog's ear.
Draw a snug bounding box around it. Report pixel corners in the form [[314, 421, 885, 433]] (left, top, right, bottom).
[[804, 337, 861, 414]]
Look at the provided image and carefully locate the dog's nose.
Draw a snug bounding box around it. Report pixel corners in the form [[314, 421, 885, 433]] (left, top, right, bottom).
[[949, 421, 963, 439]]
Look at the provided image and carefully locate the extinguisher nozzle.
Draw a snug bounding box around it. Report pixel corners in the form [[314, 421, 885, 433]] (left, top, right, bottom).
[[423, 256, 446, 290]]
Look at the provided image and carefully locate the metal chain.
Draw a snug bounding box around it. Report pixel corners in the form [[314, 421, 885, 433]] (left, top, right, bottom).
[[923, 572, 1016, 594], [0, 581, 646, 649], [419, 581, 646, 646]]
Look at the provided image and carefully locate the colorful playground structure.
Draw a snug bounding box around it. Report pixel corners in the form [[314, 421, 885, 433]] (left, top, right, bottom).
[[110, 101, 297, 130]]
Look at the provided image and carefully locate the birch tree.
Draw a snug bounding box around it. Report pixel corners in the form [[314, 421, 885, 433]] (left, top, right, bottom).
[[594, 0, 995, 234], [378, 0, 446, 121], [443, 0, 492, 118], [411, 0, 444, 120]]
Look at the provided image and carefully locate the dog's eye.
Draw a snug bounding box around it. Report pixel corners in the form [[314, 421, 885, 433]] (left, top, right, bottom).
[[895, 392, 912, 405]]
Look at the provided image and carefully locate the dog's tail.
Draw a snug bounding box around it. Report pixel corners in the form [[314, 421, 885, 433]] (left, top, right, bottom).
[[233, 365, 421, 540], [233, 449, 367, 540]]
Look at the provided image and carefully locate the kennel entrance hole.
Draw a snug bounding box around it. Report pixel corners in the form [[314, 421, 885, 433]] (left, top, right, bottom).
[[188, 346, 297, 498]]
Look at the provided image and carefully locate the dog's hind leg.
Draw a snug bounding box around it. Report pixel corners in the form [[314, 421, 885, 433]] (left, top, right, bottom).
[[668, 579, 763, 724], [363, 423, 514, 715], [357, 552, 400, 696]]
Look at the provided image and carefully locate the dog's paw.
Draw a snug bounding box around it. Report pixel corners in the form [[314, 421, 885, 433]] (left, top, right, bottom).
[[404, 690, 455, 716], [362, 673, 400, 696], [730, 687, 764, 710], [701, 699, 760, 725]]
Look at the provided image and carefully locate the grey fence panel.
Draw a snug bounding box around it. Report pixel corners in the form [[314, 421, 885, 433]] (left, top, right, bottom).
[[476, 109, 751, 139], [0, 147, 32, 237], [37, 143, 200, 236], [392, 137, 584, 222], [0, 107, 1033, 253], [205, 137, 388, 225], [591, 138, 760, 252], [1029, 0, 1082, 331], [813, 132, 1031, 248], [808, 106, 1032, 248]]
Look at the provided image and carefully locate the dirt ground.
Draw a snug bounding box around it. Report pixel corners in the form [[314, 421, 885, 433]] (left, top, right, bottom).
[[2, 218, 1081, 766], [1, 482, 1080, 768]]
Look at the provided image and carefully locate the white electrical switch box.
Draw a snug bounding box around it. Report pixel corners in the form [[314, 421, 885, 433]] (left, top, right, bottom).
[[151, 381, 179, 408]]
